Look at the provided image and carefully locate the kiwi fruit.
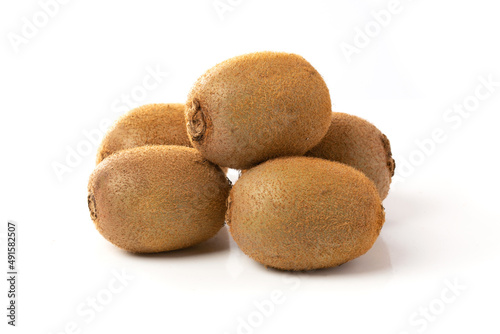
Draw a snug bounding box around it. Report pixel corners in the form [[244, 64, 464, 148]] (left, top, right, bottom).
[[226, 156, 385, 271], [306, 112, 395, 200], [87, 145, 231, 253], [185, 51, 332, 170], [96, 103, 192, 164]]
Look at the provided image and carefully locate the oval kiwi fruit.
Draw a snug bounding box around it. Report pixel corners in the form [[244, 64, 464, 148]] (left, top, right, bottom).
[[96, 103, 192, 164], [87, 145, 231, 253], [226, 156, 385, 271], [306, 112, 395, 200], [186, 51, 333, 170]]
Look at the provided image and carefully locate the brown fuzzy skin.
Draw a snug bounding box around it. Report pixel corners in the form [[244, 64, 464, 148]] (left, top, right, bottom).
[[186, 51, 332, 170], [88, 146, 231, 253], [96, 103, 192, 164], [227, 157, 385, 271], [306, 113, 395, 200]]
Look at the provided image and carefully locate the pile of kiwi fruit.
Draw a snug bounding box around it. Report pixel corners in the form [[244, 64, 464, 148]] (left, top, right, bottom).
[[88, 51, 395, 271]]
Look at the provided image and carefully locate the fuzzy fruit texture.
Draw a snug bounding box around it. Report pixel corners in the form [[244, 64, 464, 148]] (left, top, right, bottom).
[[186, 51, 332, 170], [96, 103, 192, 164], [306, 113, 395, 200], [88, 146, 231, 253], [227, 156, 385, 271]]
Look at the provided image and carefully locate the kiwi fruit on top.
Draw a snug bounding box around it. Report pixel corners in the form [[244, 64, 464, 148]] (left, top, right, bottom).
[[226, 156, 385, 271], [306, 112, 395, 200], [96, 103, 192, 164], [185, 51, 332, 170], [87, 145, 231, 253]]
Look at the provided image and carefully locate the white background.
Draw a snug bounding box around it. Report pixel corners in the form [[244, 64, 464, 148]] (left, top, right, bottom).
[[1, 0, 500, 333]]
